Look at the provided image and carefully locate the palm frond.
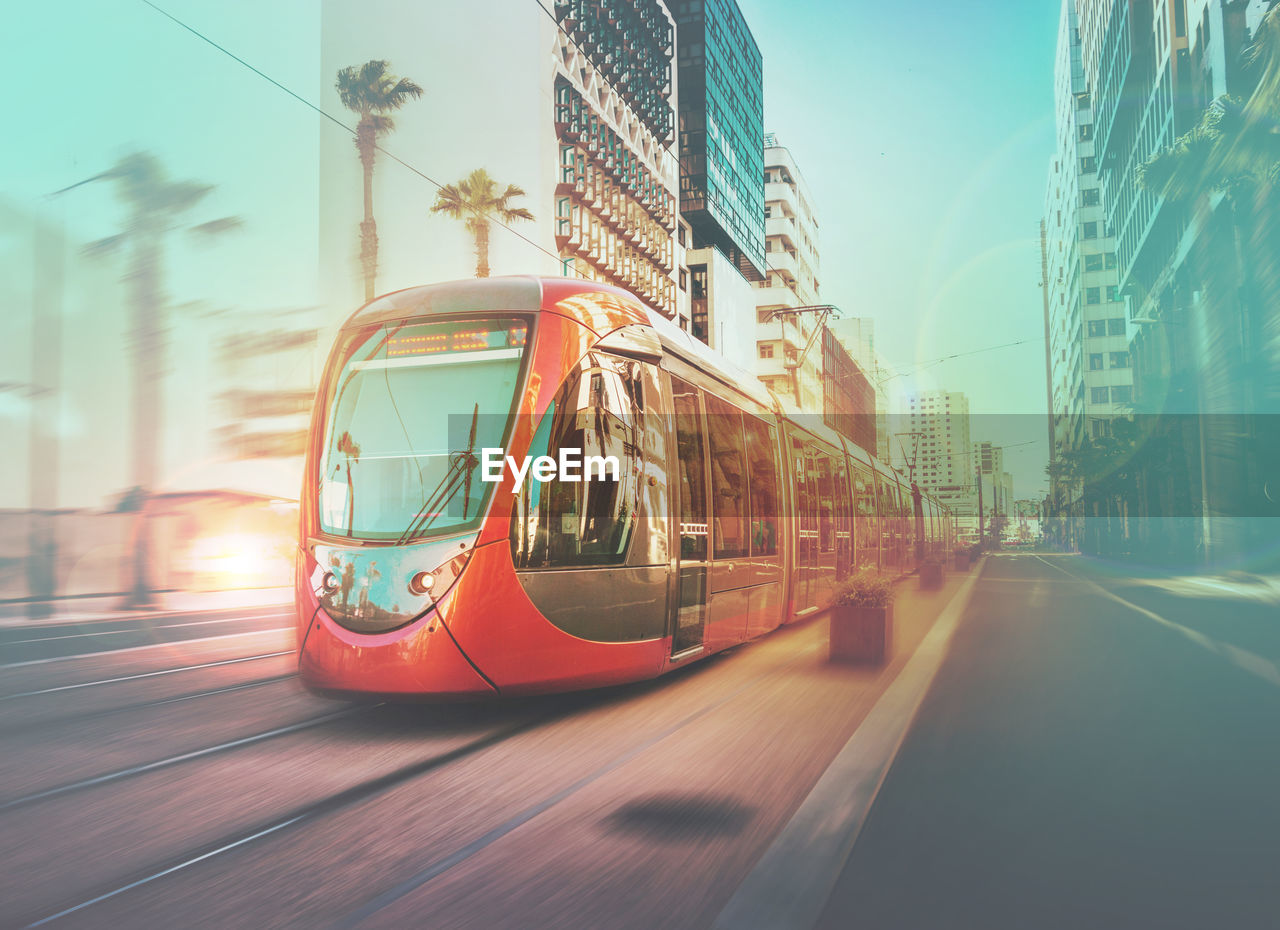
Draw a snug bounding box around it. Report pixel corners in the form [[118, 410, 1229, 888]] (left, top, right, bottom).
[[82, 234, 125, 257], [188, 216, 244, 237]]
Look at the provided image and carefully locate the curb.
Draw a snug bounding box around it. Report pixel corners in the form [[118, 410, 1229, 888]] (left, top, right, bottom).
[[714, 558, 986, 930]]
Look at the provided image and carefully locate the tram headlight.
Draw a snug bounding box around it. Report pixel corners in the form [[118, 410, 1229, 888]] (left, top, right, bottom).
[[408, 549, 472, 601]]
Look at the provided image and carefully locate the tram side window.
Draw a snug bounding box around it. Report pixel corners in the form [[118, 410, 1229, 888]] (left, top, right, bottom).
[[509, 353, 642, 568], [706, 396, 749, 560], [853, 465, 878, 567], [672, 378, 708, 561], [815, 452, 835, 554], [743, 417, 779, 556]]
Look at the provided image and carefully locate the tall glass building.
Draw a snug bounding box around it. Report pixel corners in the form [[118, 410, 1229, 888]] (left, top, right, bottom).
[[675, 0, 766, 281]]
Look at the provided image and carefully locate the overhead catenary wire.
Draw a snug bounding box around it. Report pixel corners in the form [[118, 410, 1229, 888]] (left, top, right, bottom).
[[138, 0, 589, 279], [141, 0, 808, 303]]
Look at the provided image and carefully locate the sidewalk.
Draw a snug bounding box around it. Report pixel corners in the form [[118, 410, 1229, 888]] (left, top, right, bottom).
[[715, 558, 986, 930], [0, 586, 294, 628]]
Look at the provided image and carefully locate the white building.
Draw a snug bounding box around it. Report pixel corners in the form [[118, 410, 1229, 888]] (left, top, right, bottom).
[[1044, 0, 1134, 466], [752, 134, 823, 412], [318, 0, 686, 328], [973, 441, 1014, 533], [900, 390, 977, 527]]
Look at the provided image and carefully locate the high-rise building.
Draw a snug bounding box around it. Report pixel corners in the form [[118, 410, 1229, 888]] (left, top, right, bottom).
[[753, 134, 823, 412], [554, 0, 683, 320], [319, 0, 685, 324], [973, 440, 1013, 533], [1071, 0, 1279, 559], [1044, 0, 1134, 519], [902, 391, 976, 528], [675, 0, 765, 280], [675, 0, 765, 372]]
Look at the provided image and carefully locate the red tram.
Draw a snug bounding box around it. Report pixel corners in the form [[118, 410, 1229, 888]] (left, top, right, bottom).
[[296, 277, 953, 697]]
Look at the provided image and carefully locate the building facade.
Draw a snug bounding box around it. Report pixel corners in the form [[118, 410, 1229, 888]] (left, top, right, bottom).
[[753, 134, 824, 412], [553, 0, 683, 321], [830, 316, 890, 461], [319, 0, 686, 326], [675, 0, 766, 281], [901, 390, 977, 530], [1044, 0, 1134, 539], [1071, 0, 1280, 560], [821, 328, 876, 452]]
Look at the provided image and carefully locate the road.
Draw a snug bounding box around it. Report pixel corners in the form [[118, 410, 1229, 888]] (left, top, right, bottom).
[[0, 576, 963, 929], [4, 556, 1277, 929], [819, 553, 1280, 930]]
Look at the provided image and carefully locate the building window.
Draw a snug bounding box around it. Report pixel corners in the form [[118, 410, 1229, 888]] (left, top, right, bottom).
[[1086, 286, 1101, 304], [677, 225, 687, 247], [1084, 253, 1103, 272], [1081, 187, 1100, 206], [759, 343, 774, 359], [1080, 156, 1097, 173], [1112, 385, 1133, 403], [1079, 123, 1094, 142], [1104, 252, 1117, 269], [1083, 221, 1098, 239], [1105, 285, 1119, 302], [1087, 320, 1107, 337], [1107, 318, 1125, 335], [1091, 386, 1110, 404], [1089, 353, 1104, 370], [1077, 93, 1090, 110], [679, 267, 688, 290], [1110, 351, 1130, 368]]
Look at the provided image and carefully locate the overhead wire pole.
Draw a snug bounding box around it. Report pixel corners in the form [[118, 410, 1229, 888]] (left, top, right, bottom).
[[763, 303, 839, 409]]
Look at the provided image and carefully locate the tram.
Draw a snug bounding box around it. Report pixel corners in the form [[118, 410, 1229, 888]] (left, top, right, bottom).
[[296, 276, 953, 697]]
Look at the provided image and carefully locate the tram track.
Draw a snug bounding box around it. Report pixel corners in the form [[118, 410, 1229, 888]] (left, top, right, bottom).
[[19, 642, 821, 929], [0, 650, 295, 700], [0, 628, 295, 669], [0, 608, 293, 647], [18, 714, 556, 929], [0, 703, 371, 813], [0, 672, 299, 738]]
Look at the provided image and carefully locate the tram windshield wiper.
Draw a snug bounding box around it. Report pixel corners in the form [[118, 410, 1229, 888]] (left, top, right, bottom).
[[396, 404, 481, 545]]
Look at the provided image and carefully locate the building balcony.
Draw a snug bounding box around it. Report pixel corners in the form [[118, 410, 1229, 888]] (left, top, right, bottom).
[[765, 180, 796, 205], [763, 248, 798, 281], [753, 284, 799, 310]]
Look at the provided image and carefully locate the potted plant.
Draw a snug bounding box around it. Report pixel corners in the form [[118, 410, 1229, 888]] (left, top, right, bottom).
[[829, 568, 896, 664]]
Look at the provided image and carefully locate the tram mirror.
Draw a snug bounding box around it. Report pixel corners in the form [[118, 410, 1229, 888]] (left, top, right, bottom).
[[595, 325, 663, 362]]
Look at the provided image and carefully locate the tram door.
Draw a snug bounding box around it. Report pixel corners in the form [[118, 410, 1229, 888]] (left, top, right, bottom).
[[670, 379, 709, 656], [790, 434, 821, 614]]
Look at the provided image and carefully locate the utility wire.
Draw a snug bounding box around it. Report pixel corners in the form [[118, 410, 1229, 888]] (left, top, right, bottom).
[[139, 0, 588, 279], [878, 337, 1045, 384]]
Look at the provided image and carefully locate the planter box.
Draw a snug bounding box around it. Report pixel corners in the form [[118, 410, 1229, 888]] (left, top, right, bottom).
[[829, 603, 892, 664], [920, 560, 944, 590], [953, 551, 970, 572]]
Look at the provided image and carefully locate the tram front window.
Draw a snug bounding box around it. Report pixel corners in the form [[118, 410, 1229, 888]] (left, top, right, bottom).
[[317, 317, 528, 540]]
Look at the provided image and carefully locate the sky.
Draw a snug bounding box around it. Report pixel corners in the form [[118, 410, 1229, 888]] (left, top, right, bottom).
[[736, 0, 1062, 497], [1, 0, 1062, 503]]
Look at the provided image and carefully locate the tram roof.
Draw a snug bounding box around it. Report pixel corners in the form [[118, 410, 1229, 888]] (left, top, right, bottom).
[[347, 277, 929, 503]]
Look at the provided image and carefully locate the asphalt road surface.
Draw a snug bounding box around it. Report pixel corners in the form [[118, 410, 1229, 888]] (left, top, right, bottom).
[[6, 556, 1276, 929], [0, 576, 962, 929], [819, 553, 1280, 930]]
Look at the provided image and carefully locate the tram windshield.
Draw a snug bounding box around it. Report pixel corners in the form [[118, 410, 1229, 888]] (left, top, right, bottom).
[[317, 316, 529, 540]]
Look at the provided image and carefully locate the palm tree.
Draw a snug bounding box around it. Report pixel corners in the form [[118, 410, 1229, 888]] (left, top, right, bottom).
[[431, 169, 534, 277], [336, 60, 423, 301], [56, 152, 238, 607]]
